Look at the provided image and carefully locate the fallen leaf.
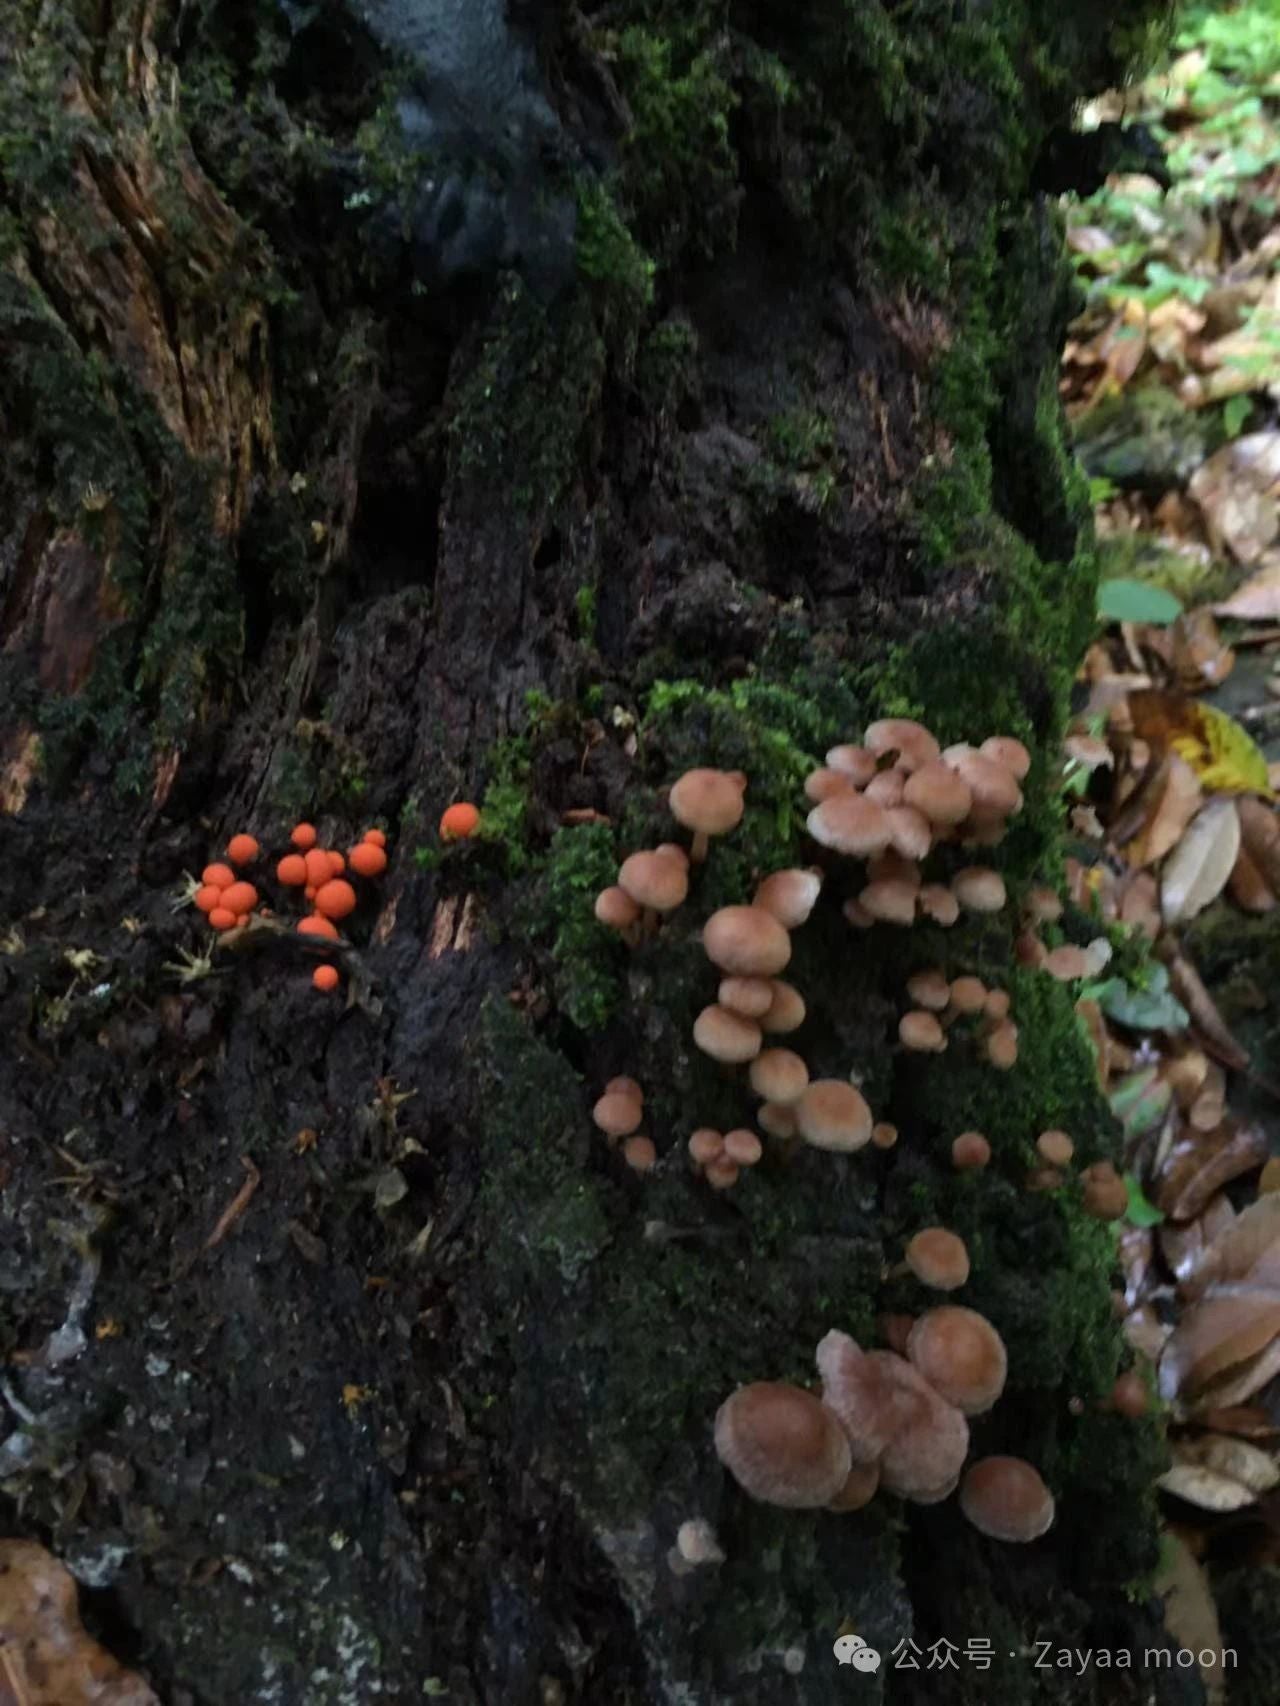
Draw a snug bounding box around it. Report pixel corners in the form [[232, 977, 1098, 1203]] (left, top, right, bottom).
[[1238, 796, 1280, 890], [1183, 1194, 1280, 1299], [1187, 1332, 1280, 1417], [1161, 797, 1241, 924], [1195, 1406, 1280, 1441], [1159, 944, 1251, 1070], [1155, 1528, 1228, 1706], [1159, 1291, 1280, 1398], [1171, 610, 1234, 689], [1129, 690, 1272, 795], [1118, 753, 1203, 867], [1189, 432, 1280, 562], [1212, 559, 1280, 620], [1155, 1120, 1270, 1221], [1228, 842, 1277, 913], [1160, 1192, 1236, 1291], [0, 1540, 159, 1705], [1159, 1435, 1280, 1509]]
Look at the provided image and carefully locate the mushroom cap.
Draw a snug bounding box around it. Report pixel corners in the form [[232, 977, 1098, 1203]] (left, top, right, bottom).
[[718, 976, 775, 1018], [315, 878, 357, 920], [804, 767, 857, 804], [1045, 944, 1092, 981], [440, 802, 481, 840], [905, 1228, 970, 1290], [952, 1132, 991, 1170], [806, 793, 892, 857], [951, 867, 1007, 913], [1036, 1130, 1074, 1167], [907, 1306, 1007, 1414], [754, 868, 823, 930], [985, 988, 1011, 1020], [297, 913, 340, 940], [276, 854, 307, 887], [758, 1101, 798, 1139], [714, 1382, 852, 1508], [208, 907, 238, 931], [904, 762, 972, 826], [349, 841, 388, 878], [947, 749, 1023, 816], [618, 850, 689, 913], [859, 880, 917, 925], [906, 969, 950, 1011], [622, 1135, 657, 1172], [304, 848, 334, 887], [669, 768, 746, 837], [702, 906, 792, 977], [227, 833, 259, 865], [193, 885, 223, 914], [221, 881, 259, 916], [724, 1128, 764, 1166], [986, 1021, 1019, 1069], [828, 1461, 881, 1512], [871, 1122, 899, 1150], [825, 744, 878, 786], [595, 885, 641, 929], [868, 848, 923, 888], [290, 822, 318, 850], [688, 1128, 725, 1166], [865, 718, 941, 770], [748, 1048, 809, 1105], [886, 806, 933, 861], [864, 767, 908, 807], [705, 1156, 741, 1190], [979, 736, 1032, 781], [1025, 885, 1064, 923], [948, 975, 987, 1014], [606, 1076, 644, 1101], [899, 1010, 946, 1052], [693, 1004, 763, 1063], [202, 863, 235, 889], [760, 980, 806, 1033], [676, 1519, 725, 1565], [1081, 1160, 1128, 1220], [312, 964, 340, 992], [959, 1456, 1055, 1542], [794, 1080, 873, 1153], [362, 828, 388, 848], [816, 1332, 970, 1498], [593, 1090, 643, 1137], [917, 884, 960, 926]]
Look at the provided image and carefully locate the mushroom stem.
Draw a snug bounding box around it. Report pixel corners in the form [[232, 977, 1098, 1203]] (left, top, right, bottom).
[[689, 829, 709, 863], [641, 905, 658, 939]]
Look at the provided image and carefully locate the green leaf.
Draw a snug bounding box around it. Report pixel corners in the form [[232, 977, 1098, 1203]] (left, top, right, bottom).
[[1124, 1173, 1165, 1228], [1091, 974, 1190, 1032], [1223, 395, 1252, 439], [1109, 1068, 1175, 1140], [1098, 578, 1183, 625]]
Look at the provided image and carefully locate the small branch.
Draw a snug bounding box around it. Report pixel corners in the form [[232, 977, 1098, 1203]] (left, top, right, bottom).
[[203, 1155, 261, 1252]]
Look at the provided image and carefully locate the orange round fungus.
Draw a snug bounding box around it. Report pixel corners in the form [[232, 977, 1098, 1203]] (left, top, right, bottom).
[[363, 828, 387, 848], [314, 878, 357, 920], [348, 842, 387, 878], [202, 863, 235, 889], [328, 851, 345, 875], [312, 964, 340, 993], [297, 914, 339, 940], [440, 802, 480, 842], [277, 854, 307, 886], [290, 822, 318, 850], [221, 882, 258, 915], [227, 834, 260, 865], [303, 848, 332, 887], [194, 885, 222, 914], [208, 907, 238, 931]]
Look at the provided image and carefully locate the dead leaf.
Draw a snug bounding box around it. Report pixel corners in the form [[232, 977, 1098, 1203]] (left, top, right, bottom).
[[1129, 690, 1272, 795], [1160, 1192, 1236, 1291], [1238, 796, 1280, 891], [1155, 1119, 1269, 1221], [1187, 1332, 1280, 1416], [0, 1540, 159, 1704], [1117, 754, 1203, 867], [1159, 944, 1251, 1070], [1228, 842, 1277, 913], [1182, 1194, 1280, 1299], [1195, 1405, 1280, 1441], [1159, 1435, 1280, 1509], [1158, 1291, 1280, 1398], [1189, 432, 1280, 563], [1171, 610, 1235, 689], [1155, 1528, 1228, 1706], [1212, 558, 1280, 620], [1162, 797, 1241, 924]]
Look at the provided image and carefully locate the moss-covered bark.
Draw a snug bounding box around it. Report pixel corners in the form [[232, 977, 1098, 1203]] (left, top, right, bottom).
[[0, 1, 1200, 1702]]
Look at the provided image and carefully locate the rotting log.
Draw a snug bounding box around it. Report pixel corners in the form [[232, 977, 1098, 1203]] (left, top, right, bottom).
[[0, 2, 1202, 1703]]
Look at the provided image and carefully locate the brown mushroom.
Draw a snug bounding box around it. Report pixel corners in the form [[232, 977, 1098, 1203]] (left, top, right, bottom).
[[593, 1090, 643, 1140], [825, 744, 878, 786], [951, 867, 1007, 913], [754, 868, 823, 930], [906, 1306, 1007, 1415], [760, 980, 807, 1033], [865, 718, 940, 771], [806, 792, 892, 857], [904, 761, 972, 826], [906, 968, 950, 1011], [703, 906, 792, 978], [979, 736, 1031, 781], [917, 884, 960, 926], [693, 1004, 763, 1064], [1036, 1130, 1074, 1167], [713, 1382, 851, 1507], [794, 1080, 873, 1153], [748, 1048, 810, 1105], [816, 1331, 969, 1502], [859, 879, 918, 925], [899, 1010, 946, 1052], [951, 1132, 991, 1171], [959, 1456, 1054, 1542], [669, 768, 746, 862], [718, 976, 775, 1018], [618, 849, 689, 930], [1081, 1160, 1128, 1221], [904, 1228, 970, 1290], [595, 885, 641, 943]]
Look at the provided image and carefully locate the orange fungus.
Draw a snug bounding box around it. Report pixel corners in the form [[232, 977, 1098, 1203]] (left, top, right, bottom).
[[227, 834, 260, 865], [202, 863, 235, 889], [328, 850, 345, 875], [303, 848, 332, 887], [277, 854, 307, 886], [290, 822, 318, 850], [297, 914, 339, 940], [440, 802, 480, 842], [363, 828, 387, 848], [315, 879, 357, 920], [209, 907, 238, 931], [194, 885, 222, 914], [349, 842, 387, 878], [222, 881, 258, 915], [312, 964, 340, 993]]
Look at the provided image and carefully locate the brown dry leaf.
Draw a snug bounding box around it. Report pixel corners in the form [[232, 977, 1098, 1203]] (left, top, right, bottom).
[[1116, 869, 1163, 936], [1155, 1529, 1228, 1706], [1187, 1332, 1280, 1417], [1261, 1159, 1280, 1196], [1228, 843, 1278, 913], [1171, 610, 1235, 689], [1188, 432, 1280, 563], [1159, 1434, 1280, 1509], [1161, 797, 1241, 924], [1117, 754, 1203, 867], [1160, 945, 1251, 1071], [1158, 1291, 1280, 1399], [1119, 1223, 1157, 1310], [1125, 1302, 1174, 1365], [1196, 1405, 1280, 1441], [1238, 796, 1280, 891], [1163, 1047, 1210, 1108], [1155, 1119, 1270, 1221], [1160, 1192, 1236, 1292], [1212, 559, 1280, 620], [1129, 689, 1272, 794], [0, 1540, 159, 1704], [1183, 1194, 1280, 1299]]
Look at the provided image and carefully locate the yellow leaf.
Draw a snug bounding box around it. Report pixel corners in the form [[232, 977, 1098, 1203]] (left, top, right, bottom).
[[1129, 690, 1273, 796]]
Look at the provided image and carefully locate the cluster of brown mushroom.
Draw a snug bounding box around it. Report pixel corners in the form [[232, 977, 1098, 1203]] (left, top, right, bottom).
[[1014, 886, 1111, 983], [687, 1126, 763, 1190], [802, 719, 1026, 928], [1027, 1129, 1129, 1220], [713, 1302, 1055, 1543], [591, 1077, 657, 1173], [594, 768, 748, 941], [899, 966, 1019, 1068]]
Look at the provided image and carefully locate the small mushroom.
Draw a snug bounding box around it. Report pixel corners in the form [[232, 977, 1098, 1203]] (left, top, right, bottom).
[[719, 976, 775, 1017], [440, 802, 481, 842], [1036, 1130, 1074, 1167], [864, 767, 908, 807], [754, 868, 823, 929], [702, 906, 792, 978], [906, 1306, 1007, 1415], [804, 767, 857, 804], [760, 980, 806, 1033], [806, 792, 892, 858], [794, 1080, 873, 1153], [1081, 1160, 1128, 1220], [758, 1102, 798, 1139], [905, 969, 950, 1011], [986, 1021, 1019, 1069], [748, 1048, 809, 1105], [595, 885, 641, 944], [959, 1456, 1054, 1542], [669, 768, 746, 862], [903, 761, 972, 826], [979, 736, 1031, 781], [688, 1128, 725, 1168], [865, 718, 940, 771], [904, 1228, 970, 1290], [825, 744, 878, 785], [724, 1129, 764, 1166], [619, 850, 689, 931], [859, 879, 917, 925], [593, 1089, 643, 1140], [1044, 944, 1092, 981], [816, 1331, 969, 1502], [871, 1122, 899, 1150], [622, 1135, 657, 1172], [899, 1010, 946, 1052], [693, 1004, 763, 1064], [951, 867, 1007, 913], [713, 1382, 852, 1508], [951, 1132, 991, 1170], [917, 884, 960, 926], [947, 975, 987, 1015]]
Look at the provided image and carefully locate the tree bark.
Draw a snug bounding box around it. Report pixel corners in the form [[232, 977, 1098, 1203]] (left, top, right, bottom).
[[1, 2, 1200, 1703]]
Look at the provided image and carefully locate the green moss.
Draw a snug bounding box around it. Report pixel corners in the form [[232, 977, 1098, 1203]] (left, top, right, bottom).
[[574, 584, 598, 643], [526, 825, 625, 1033]]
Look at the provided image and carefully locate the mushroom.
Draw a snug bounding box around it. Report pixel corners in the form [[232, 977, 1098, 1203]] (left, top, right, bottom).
[[1081, 1160, 1128, 1220], [828, 1461, 881, 1512], [947, 975, 987, 1015], [208, 907, 238, 931], [825, 744, 878, 785], [806, 792, 892, 858], [724, 1129, 764, 1166], [865, 718, 940, 771], [885, 806, 932, 861], [718, 976, 775, 1018], [917, 884, 960, 926], [276, 854, 307, 887], [705, 1156, 741, 1190], [959, 1456, 1055, 1542], [1044, 944, 1092, 981], [1036, 1130, 1074, 1167], [903, 762, 972, 826], [899, 1010, 946, 1052], [984, 988, 1011, 1020], [804, 767, 857, 803], [349, 841, 388, 878], [297, 914, 340, 940], [1024, 886, 1063, 923], [985, 1021, 1019, 1069], [951, 1132, 991, 1170], [864, 767, 908, 808], [606, 1075, 643, 1101], [674, 1518, 725, 1567], [758, 1102, 798, 1139], [669, 768, 746, 862], [748, 1049, 809, 1105], [622, 1135, 657, 1172], [754, 868, 823, 929], [906, 968, 950, 1011], [688, 1128, 725, 1168], [363, 828, 388, 848], [313, 964, 340, 993], [842, 898, 874, 929], [227, 833, 260, 865], [858, 880, 917, 925], [315, 878, 357, 920], [946, 749, 1023, 819], [595, 885, 641, 944], [794, 1080, 873, 1153], [702, 906, 791, 978], [951, 867, 1007, 913], [440, 802, 481, 842], [694, 1004, 763, 1064], [816, 1331, 969, 1502], [760, 980, 806, 1033], [193, 885, 223, 915], [593, 1089, 643, 1140], [304, 848, 333, 888], [290, 822, 318, 850], [714, 1382, 852, 1508], [619, 850, 689, 932], [202, 862, 235, 889], [904, 1228, 970, 1290], [979, 736, 1031, 780], [906, 1306, 1007, 1415], [871, 1122, 899, 1150]]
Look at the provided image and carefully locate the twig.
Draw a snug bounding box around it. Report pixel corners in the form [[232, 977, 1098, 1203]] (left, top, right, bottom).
[[203, 1155, 261, 1251]]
